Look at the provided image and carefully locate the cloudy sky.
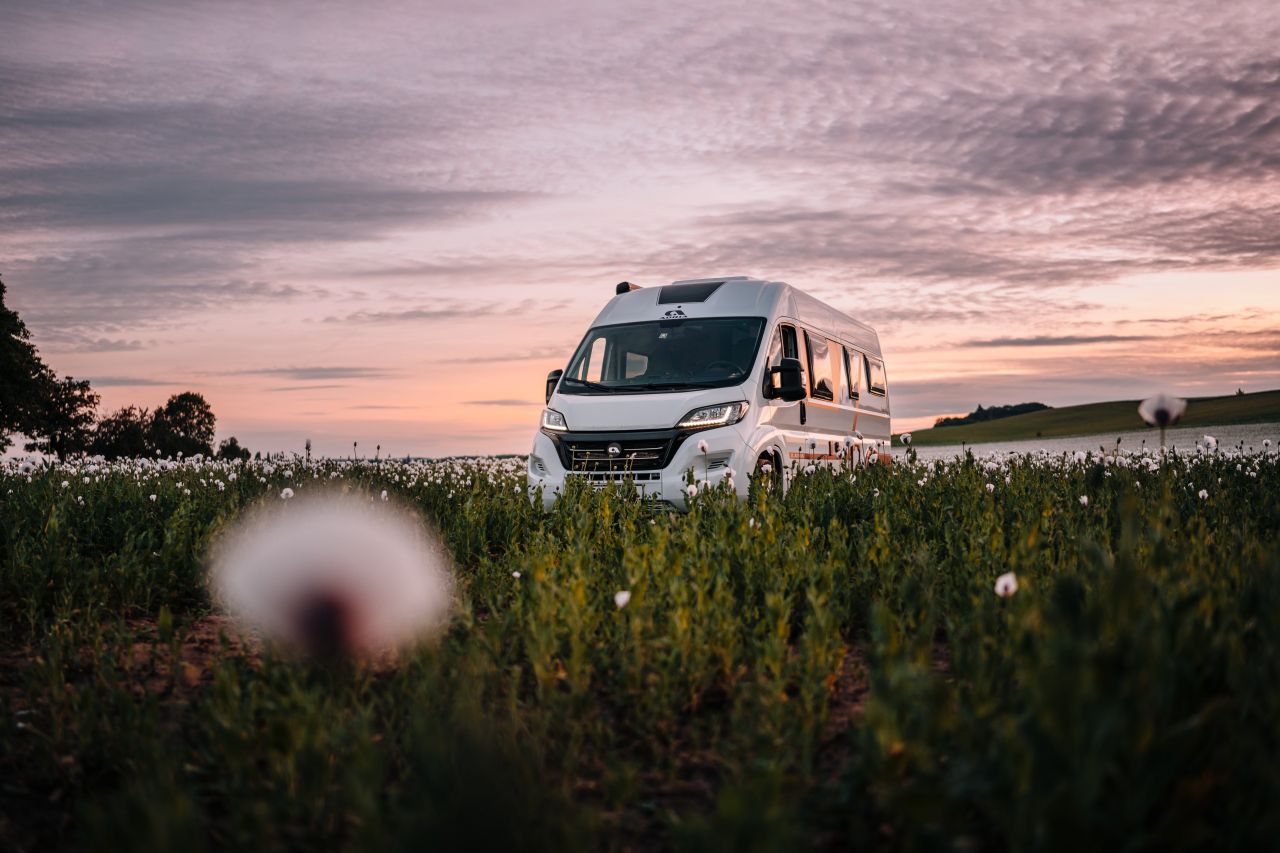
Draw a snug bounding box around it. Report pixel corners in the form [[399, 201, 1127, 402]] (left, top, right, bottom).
[[4, 0, 1279, 455]]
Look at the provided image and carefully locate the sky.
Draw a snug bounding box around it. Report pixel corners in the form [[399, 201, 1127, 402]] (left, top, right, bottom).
[[3, 0, 1279, 456]]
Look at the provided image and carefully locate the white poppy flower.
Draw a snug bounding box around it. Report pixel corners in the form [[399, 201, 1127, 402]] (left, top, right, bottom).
[[1079, 495, 1089, 506], [900, 433, 912, 446], [994, 572, 1018, 598], [280, 488, 295, 500], [210, 490, 452, 659], [697, 439, 709, 454], [614, 590, 631, 609], [1137, 394, 1187, 428]]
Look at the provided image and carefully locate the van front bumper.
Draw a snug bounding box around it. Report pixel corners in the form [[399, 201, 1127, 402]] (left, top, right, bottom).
[[526, 425, 749, 510]]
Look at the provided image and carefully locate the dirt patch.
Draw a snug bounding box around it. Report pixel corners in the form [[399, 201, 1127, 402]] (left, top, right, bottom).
[[122, 613, 260, 696]]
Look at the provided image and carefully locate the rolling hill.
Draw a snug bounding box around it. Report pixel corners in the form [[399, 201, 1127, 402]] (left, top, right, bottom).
[[897, 389, 1280, 446]]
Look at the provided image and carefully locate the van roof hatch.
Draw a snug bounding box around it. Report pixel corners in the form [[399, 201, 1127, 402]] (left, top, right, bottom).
[[658, 281, 725, 304]]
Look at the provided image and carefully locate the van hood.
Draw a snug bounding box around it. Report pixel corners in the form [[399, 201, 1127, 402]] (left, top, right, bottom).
[[547, 385, 748, 432]]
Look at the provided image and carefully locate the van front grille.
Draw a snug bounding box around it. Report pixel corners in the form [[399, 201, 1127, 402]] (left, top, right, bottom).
[[562, 438, 673, 473]]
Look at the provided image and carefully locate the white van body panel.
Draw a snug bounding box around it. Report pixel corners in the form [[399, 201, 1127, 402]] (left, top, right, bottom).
[[528, 276, 890, 509]]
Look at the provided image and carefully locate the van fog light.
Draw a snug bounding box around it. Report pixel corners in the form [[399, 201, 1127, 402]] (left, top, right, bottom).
[[677, 401, 749, 430]]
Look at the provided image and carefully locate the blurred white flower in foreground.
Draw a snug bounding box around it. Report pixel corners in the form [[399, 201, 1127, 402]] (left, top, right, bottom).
[[994, 572, 1019, 598], [1202, 435, 1218, 451], [1079, 495, 1089, 507], [614, 590, 631, 609], [900, 433, 912, 446], [1138, 394, 1187, 428], [1198, 489, 1209, 499], [985, 483, 995, 493], [697, 439, 709, 454], [210, 490, 452, 661], [279, 488, 294, 500]]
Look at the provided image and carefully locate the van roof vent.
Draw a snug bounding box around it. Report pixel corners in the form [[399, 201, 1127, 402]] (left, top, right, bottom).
[[658, 281, 726, 304]]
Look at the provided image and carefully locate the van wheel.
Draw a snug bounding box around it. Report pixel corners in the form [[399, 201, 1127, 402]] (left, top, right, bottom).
[[754, 452, 781, 492]]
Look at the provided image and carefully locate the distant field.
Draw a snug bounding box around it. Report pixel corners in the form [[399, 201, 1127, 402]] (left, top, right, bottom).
[[899, 388, 1280, 446]]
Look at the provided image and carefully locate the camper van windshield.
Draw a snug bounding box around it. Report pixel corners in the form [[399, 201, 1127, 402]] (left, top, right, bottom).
[[560, 317, 766, 394]]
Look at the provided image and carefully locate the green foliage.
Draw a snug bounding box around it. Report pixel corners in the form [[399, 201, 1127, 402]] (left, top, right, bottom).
[[0, 278, 54, 452], [149, 392, 217, 458], [1, 447, 1278, 850], [215, 436, 251, 461], [934, 401, 1050, 428], [92, 405, 153, 459], [22, 375, 100, 459]]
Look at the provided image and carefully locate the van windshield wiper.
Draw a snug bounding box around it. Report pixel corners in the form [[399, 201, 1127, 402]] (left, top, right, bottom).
[[560, 376, 619, 393]]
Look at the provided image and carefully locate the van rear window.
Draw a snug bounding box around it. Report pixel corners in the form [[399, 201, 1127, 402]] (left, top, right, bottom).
[[867, 358, 887, 396]]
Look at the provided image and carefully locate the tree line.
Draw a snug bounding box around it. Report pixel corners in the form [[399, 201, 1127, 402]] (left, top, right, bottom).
[[0, 277, 251, 461], [933, 402, 1051, 428]]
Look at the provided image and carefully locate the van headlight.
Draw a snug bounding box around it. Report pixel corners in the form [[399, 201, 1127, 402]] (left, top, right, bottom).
[[541, 408, 569, 432], [677, 401, 749, 430]]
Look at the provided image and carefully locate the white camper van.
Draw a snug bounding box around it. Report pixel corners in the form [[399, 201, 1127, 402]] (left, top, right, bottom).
[[528, 276, 890, 509]]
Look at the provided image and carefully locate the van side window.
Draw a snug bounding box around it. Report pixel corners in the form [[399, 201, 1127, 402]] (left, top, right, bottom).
[[868, 357, 887, 396], [765, 324, 802, 395], [768, 324, 800, 364], [804, 330, 835, 401], [845, 348, 863, 400], [781, 325, 798, 360]]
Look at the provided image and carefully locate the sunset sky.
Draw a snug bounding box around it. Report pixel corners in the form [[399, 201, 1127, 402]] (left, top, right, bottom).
[[4, 0, 1279, 456]]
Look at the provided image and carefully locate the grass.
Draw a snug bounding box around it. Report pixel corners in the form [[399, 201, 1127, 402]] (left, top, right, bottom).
[[2, 448, 1279, 850], [898, 388, 1280, 446]]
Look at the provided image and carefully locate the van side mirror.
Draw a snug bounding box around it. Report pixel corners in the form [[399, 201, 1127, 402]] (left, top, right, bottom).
[[765, 357, 806, 402], [546, 369, 563, 403]]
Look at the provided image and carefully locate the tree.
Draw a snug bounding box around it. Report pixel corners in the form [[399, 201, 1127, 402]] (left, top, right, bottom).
[[149, 392, 216, 457], [24, 376, 100, 459], [0, 277, 55, 453], [91, 405, 152, 459], [216, 435, 251, 461]]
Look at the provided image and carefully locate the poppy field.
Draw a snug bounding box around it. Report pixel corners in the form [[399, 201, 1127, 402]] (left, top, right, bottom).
[[2, 443, 1279, 851]]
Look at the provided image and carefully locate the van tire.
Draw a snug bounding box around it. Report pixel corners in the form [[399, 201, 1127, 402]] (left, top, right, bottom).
[[755, 452, 782, 493]]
